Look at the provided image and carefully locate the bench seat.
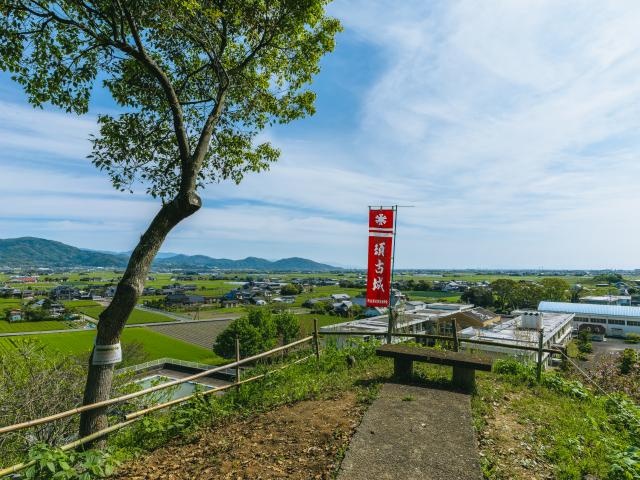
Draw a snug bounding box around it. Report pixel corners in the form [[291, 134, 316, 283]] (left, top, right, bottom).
[[376, 343, 493, 391]]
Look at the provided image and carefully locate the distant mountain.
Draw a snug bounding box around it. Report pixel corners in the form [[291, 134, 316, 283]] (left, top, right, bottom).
[[153, 254, 338, 272], [0, 237, 128, 268], [0, 237, 340, 271]]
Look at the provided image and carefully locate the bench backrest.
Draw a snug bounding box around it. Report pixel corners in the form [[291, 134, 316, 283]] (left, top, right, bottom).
[[376, 344, 493, 371]]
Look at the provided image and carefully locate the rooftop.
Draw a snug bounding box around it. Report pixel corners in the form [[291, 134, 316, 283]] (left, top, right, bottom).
[[459, 312, 574, 346], [538, 301, 640, 318], [320, 305, 469, 335]]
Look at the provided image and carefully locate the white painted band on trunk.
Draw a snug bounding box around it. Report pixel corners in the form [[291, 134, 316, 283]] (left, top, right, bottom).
[[92, 342, 122, 366]]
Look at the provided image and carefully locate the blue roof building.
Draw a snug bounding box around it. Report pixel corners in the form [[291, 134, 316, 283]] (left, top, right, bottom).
[[538, 301, 640, 337]]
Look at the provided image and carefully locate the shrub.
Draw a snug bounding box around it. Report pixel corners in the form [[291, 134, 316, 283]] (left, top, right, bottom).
[[626, 333, 640, 344], [24, 444, 118, 480], [578, 341, 593, 354], [608, 447, 640, 480], [621, 349, 638, 375], [493, 358, 535, 380]]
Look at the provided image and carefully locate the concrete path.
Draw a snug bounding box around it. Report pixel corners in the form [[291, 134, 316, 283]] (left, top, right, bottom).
[[338, 383, 482, 480]]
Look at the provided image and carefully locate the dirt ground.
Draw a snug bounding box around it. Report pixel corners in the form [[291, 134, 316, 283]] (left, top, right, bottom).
[[115, 393, 364, 479]]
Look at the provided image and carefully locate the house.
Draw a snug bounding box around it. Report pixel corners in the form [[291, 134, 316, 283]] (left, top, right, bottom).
[[47, 303, 66, 317], [9, 276, 38, 283], [332, 300, 353, 315], [435, 307, 501, 335], [331, 293, 351, 301], [50, 285, 79, 300], [165, 293, 205, 305], [302, 297, 332, 308], [8, 309, 22, 322], [221, 299, 240, 308], [253, 299, 267, 306]]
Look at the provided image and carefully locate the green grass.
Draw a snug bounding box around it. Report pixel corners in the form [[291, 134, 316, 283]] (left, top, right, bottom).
[[62, 300, 100, 308], [296, 313, 349, 336], [0, 328, 224, 364], [472, 361, 639, 479], [0, 320, 71, 333], [77, 306, 173, 324]]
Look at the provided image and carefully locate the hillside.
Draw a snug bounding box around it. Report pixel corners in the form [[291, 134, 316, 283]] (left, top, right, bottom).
[[0, 237, 127, 268], [0, 237, 339, 271]]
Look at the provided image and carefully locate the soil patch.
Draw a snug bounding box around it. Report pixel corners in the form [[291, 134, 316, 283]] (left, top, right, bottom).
[[116, 393, 363, 479]]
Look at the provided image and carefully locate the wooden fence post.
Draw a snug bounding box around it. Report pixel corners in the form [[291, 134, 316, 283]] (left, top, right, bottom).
[[313, 317, 320, 362], [536, 329, 544, 383], [235, 336, 241, 390], [451, 319, 459, 352]]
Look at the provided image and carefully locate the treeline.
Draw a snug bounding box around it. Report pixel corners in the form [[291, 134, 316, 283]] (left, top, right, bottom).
[[461, 278, 571, 312]]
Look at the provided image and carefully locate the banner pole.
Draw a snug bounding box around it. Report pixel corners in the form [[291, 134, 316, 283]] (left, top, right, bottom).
[[386, 205, 398, 344]]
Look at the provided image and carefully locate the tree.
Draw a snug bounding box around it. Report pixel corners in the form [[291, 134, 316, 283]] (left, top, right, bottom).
[[540, 278, 569, 302], [280, 283, 302, 296], [461, 286, 494, 308], [570, 284, 583, 303], [274, 311, 299, 344], [511, 282, 544, 309], [213, 308, 301, 357], [1, 0, 340, 437], [214, 308, 277, 358], [491, 279, 517, 312]]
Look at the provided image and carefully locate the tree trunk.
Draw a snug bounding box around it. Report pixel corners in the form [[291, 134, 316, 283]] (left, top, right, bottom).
[[79, 192, 200, 439]]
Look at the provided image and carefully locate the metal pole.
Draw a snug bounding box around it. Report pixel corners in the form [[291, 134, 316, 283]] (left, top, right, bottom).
[[235, 336, 241, 389], [536, 329, 544, 383], [451, 319, 459, 352], [387, 205, 398, 344], [313, 317, 320, 361]]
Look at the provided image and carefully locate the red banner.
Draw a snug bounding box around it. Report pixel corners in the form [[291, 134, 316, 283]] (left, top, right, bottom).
[[368, 209, 394, 231], [366, 209, 394, 307]]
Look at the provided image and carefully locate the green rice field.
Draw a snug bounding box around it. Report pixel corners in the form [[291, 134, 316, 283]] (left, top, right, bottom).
[[0, 320, 71, 333], [78, 306, 173, 324], [0, 328, 224, 364]]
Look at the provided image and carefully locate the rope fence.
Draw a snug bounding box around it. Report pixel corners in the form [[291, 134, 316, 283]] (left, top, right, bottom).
[[2, 319, 632, 478], [0, 334, 318, 477]]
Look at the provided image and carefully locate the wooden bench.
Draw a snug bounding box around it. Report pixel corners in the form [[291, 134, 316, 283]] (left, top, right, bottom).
[[376, 343, 493, 391]]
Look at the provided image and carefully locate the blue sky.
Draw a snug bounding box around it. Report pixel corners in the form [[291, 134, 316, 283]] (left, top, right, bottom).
[[2, 0, 640, 269]]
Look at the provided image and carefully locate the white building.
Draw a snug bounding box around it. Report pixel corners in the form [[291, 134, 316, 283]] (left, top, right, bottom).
[[580, 295, 631, 306], [538, 301, 640, 337], [320, 303, 473, 346], [459, 311, 574, 365]]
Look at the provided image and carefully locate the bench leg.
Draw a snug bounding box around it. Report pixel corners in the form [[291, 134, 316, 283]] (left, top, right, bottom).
[[452, 366, 475, 392], [394, 357, 413, 380]]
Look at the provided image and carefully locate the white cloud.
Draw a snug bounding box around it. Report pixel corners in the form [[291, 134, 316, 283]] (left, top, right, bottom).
[[0, 100, 96, 159], [3, 1, 640, 268]]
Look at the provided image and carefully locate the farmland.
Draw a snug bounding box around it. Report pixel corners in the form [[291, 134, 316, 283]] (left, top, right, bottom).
[[77, 305, 173, 324], [0, 328, 224, 364], [0, 319, 71, 333]]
